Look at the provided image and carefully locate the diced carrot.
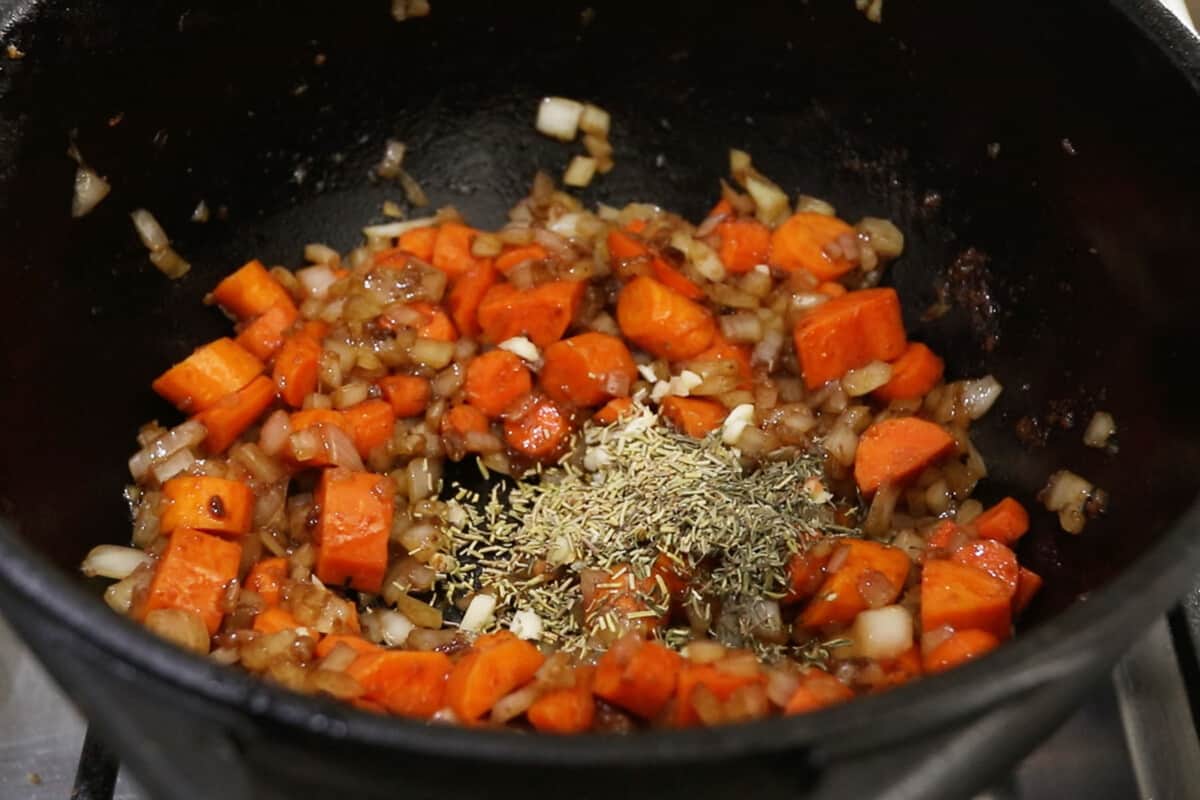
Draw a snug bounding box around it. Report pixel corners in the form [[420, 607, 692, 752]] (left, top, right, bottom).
[[495, 244, 549, 274], [624, 218, 649, 234], [236, 301, 299, 361], [352, 698, 388, 715], [951, 539, 1019, 599], [290, 407, 345, 432], [673, 663, 766, 727], [195, 375, 277, 455], [649, 256, 705, 300], [407, 301, 459, 342], [784, 669, 854, 715], [315, 634, 381, 660], [972, 497, 1031, 546], [478, 280, 586, 347], [715, 218, 772, 274], [340, 399, 396, 457], [153, 338, 265, 413], [540, 332, 638, 407], [474, 630, 519, 650], [616, 276, 715, 360], [817, 281, 848, 298], [399, 226, 438, 263], [527, 668, 595, 734], [348, 651, 453, 719], [853, 417, 954, 496], [1013, 567, 1043, 614], [446, 259, 497, 338], [212, 260, 294, 321], [245, 557, 289, 607], [782, 548, 832, 605], [920, 559, 1013, 640], [922, 629, 1001, 674], [926, 520, 964, 553], [660, 396, 727, 438], [464, 350, 533, 418], [253, 606, 303, 635], [431, 223, 480, 280], [877, 646, 923, 689], [800, 539, 911, 628], [874, 342, 944, 402], [314, 468, 393, 593], [705, 198, 734, 221], [445, 637, 545, 721], [160, 476, 255, 538], [377, 374, 431, 418], [273, 325, 324, 408], [792, 287, 907, 389], [593, 397, 634, 425], [607, 229, 651, 263], [770, 212, 858, 280], [593, 637, 681, 720], [503, 395, 573, 459], [693, 331, 753, 388], [441, 403, 490, 442], [140, 527, 242, 635]]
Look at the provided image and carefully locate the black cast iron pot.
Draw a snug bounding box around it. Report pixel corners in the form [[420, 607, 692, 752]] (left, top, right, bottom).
[[2, 1, 1200, 798]]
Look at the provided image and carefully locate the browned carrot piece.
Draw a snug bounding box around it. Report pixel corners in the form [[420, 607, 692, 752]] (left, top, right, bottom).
[[799, 539, 911, 628], [340, 399, 396, 457], [770, 212, 857, 280], [373, 226, 438, 267], [853, 417, 954, 495], [921, 559, 1013, 640], [235, 301, 299, 361], [252, 606, 303, 635], [314, 634, 381, 660], [440, 404, 490, 444], [212, 260, 294, 321], [1013, 567, 1043, 614], [660, 396, 728, 438], [925, 520, 963, 553], [877, 646, 923, 689], [951, 540, 1019, 598], [245, 557, 289, 607], [409, 301, 459, 342], [716, 218, 772, 274], [503, 395, 573, 459], [431, 223, 480, 280], [593, 397, 634, 425], [273, 322, 326, 408], [527, 668, 596, 734], [314, 468, 393, 593], [477, 280, 586, 347], [782, 548, 832, 605], [377, 374, 431, 418], [792, 287, 907, 389], [593, 636, 681, 720], [539, 332, 638, 407], [874, 342, 944, 402], [616, 276, 715, 361], [139, 527, 242, 635], [153, 338, 265, 413], [818, 281, 848, 298], [495, 244, 549, 274], [672, 663, 766, 727], [445, 637, 545, 721], [160, 476, 255, 538], [348, 651, 453, 719], [446, 259, 497, 338], [464, 350, 533, 418], [784, 669, 854, 715], [922, 629, 1001, 674], [971, 497, 1031, 545], [195, 375, 277, 455], [609, 229, 701, 299]]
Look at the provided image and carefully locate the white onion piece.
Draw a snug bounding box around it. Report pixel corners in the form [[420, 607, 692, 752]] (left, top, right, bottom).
[[1083, 411, 1116, 448], [498, 336, 541, 364], [82, 545, 151, 580], [150, 448, 195, 484], [752, 329, 784, 369], [535, 97, 584, 141], [362, 218, 436, 239], [509, 609, 543, 641], [563, 156, 597, 188], [128, 419, 207, 481], [547, 212, 585, 238], [376, 139, 407, 179], [71, 166, 110, 218], [460, 594, 497, 633], [130, 209, 169, 251], [490, 683, 541, 724], [304, 243, 340, 265], [842, 361, 893, 397], [149, 246, 191, 279], [258, 409, 292, 457], [321, 424, 365, 471], [850, 605, 913, 660], [297, 264, 338, 300], [579, 104, 611, 136], [745, 174, 790, 226], [378, 610, 415, 646], [961, 376, 1003, 420], [722, 403, 756, 446]]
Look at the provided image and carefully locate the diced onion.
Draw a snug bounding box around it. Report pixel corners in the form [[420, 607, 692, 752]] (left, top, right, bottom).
[[498, 336, 541, 364], [491, 683, 541, 724], [376, 139, 406, 179], [297, 264, 338, 300], [361, 218, 436, 239], [81, 545, 151, 580], [722, 403, 756, 446], [71, 166, 110, 218], [536, 97, 585, 141], [842, 361, 893, 397], [131, 209, 169, 251], [149, 246, 192, 279], [563, 156, 598, 188], [128, 419, 207, 481], [410, 338, 456, 369], [1083, 411, 1116, 448], [961, 376, 1003, 420], [796, 195, 836, 216], [851, 605, 913, 660], [745, 175, 790, 226], [378, 610, 415, 646], [460, 594, 497, 633], [304, 243, 340, 265], [579, 104, 611, 136], [150, 448, 195, 483], [510, 609, 543, 641]]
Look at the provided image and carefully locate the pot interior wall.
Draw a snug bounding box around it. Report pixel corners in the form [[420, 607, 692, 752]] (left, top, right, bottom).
[[1, 0, 1199, 628]]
